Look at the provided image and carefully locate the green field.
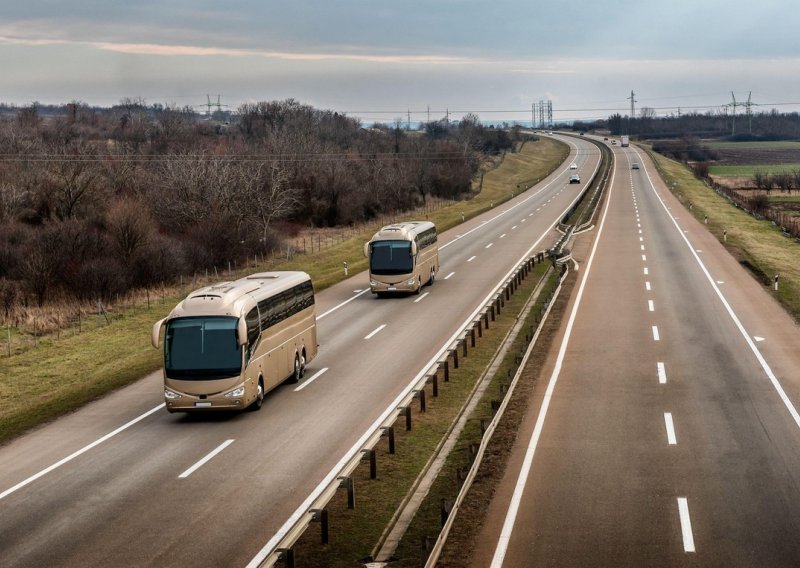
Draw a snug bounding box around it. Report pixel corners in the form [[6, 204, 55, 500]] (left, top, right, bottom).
[[0, 136, 569, 443], [709, 164, 800, 177], [704, 140, 800, 150]]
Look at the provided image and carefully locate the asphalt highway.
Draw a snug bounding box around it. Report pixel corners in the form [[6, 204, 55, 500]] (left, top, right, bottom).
[[471, 140, 800, 567], [0, 135, 601, 567]]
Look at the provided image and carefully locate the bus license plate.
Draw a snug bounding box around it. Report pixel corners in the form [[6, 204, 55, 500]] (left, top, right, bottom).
[[194, 402, 212, 407], [388, 287, 397, 291]]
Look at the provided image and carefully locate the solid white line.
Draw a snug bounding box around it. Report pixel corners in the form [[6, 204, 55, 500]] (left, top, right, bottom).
[[664, 413, 677, 445], [678, 498, 696, 553], [634, 147, 800, 432], [657, 361, 667, 384], [444, 272, 455, 280], [649, 300, 655, 312], [467, 255, 477, 262], [414, 292, 430, 303], [364, 324, 387, 339], [0, 403, 165, 501], [490, 147, 617, 568], [317, 289, 370, 320], [646, 281, 651, 291], [179, 439, 234, 479], [294, 367, 329, 392], [652, 326, 660, 341], [486, 243, 494, 249]]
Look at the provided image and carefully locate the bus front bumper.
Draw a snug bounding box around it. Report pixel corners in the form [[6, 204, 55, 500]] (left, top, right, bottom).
[[164, 390, 249, 412], [370, 278, 418, 294]]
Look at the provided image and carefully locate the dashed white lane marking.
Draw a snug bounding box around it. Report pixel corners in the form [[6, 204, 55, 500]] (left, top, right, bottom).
[[652, 326, 660, 341], [521, 218, 527, 223], [486, 243, 494, 249], [294, 367, 329, 392], [642, 254, 647, 261], [179, 439, 235, 479], [467, 255, 477, 262], [646, 281, 651, 291], [512, 225, 518, 229], [657, 362, 667, 384], [648, 300, 655, 312], [696, 249, 702, 253], [528, 213, 534, 216], [500, 234, 507, 239], [364, 324, 387, 339], [413, 292, 430, 303], [716, 280, 724, 284], [754, 336, 765, 342], [353, 289, 362, 293], [678, 498, 696, 553], [644, 267, 649, 275], [664, 413, 677, 445], [444, 272, 455, 280], [641, 245, 645, 251]]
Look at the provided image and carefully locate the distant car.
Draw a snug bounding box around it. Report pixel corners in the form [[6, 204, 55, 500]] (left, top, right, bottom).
[[611, 140, 617, 145], [569, 162, 578, 169], [603, 137, 608, 140], [569, 174, 580, 184], [632, 162, 640, 170]]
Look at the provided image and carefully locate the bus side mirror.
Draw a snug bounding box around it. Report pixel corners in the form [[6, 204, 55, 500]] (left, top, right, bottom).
[[151, 319, 165, 349], [363, 242, 369, 258], [237, 318, 248, 346], [410, 242, 418, 256]]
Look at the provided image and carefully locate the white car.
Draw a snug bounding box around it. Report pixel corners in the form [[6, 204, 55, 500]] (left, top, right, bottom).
[[569, 174, 580, 184], [569, 162, 578, 170]]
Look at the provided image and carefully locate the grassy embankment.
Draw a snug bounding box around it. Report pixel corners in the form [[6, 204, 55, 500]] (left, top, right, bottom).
[[647, 149, 800, 321], [0, 136, 569, 444]]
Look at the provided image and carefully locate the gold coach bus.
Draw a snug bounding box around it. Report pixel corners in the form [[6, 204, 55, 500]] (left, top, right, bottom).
[[151, 271, 317, 412], [364, 221, 439, 296]]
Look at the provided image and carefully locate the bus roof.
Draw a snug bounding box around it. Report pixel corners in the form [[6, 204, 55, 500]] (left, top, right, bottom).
[[369, 221, 436, 243], [167, 271, 311, 320]]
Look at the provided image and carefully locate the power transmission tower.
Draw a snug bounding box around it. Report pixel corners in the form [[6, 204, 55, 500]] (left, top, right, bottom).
[[532, 103, 535, 129], [627, 90, 636, 134], [407, 109, 411, 131], [205, 94, 228, 117]]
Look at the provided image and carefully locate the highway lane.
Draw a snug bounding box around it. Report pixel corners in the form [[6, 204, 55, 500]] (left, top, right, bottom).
[[0, 135, 601, 567], [470, 140, 800, 567]]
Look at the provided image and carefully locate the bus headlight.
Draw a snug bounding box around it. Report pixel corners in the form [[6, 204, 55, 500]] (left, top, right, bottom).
[[407, 278, 416, 285], [225, 386, 246, 398], [164, 389, 182, 400], [370, 280, 378, 287]]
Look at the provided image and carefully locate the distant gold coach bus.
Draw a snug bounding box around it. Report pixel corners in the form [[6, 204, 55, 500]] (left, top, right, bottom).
[[364, 221, 439, 296], [151, 272, 317, 412]]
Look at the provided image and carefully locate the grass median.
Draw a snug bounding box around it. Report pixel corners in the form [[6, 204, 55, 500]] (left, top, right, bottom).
[[0, 136, 568, 445]]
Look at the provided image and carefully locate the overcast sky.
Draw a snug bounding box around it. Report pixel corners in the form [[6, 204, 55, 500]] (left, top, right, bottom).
[[1, 1, 799, 123]]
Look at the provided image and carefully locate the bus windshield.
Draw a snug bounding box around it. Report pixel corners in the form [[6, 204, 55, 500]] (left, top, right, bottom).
[[165, 316, 242, 379], [370, 240, 413, 275]]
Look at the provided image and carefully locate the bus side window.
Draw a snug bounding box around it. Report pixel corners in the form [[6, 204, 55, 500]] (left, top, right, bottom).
[[245, 307, 260, 361]]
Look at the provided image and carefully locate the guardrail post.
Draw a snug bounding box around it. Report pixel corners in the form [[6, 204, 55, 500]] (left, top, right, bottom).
[[462, 337, 468, 358], [362, 449, 377, 479], [338, 476, 355, 509], [443, 360, 450, 382], [490, 304, 495, 322], [453, 347, 459, 369], [470, 327, 476, 347], [276, 548, 295, 568], [491, 400, 501, 415], [505, 284, 511, 300], [432, 373, 438, 397], [441, 498, 453, 527], [483, 312, 489, 329], [477, 318, 483, 338], [310, 509, 329, 545], [400, 405, 412, 430], [416, 388, 426, 412], [381, 426, 396, 454]]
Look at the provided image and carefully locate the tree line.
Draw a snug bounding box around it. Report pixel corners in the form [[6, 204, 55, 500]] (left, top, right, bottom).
[[0, 99, 523, 311]]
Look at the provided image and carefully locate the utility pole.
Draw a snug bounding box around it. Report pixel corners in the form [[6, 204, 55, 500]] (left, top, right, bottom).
[[407, 109, 411, 131], [627, 90, 636, 134], [532, 103, 535, 129], [427, 105, 430, 124]]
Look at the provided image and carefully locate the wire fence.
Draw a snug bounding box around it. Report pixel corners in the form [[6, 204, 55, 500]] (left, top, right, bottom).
[[709, 183, 800, 240]]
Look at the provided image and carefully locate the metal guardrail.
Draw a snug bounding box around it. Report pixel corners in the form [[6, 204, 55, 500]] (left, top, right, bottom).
[[424, 263, 571, 567], [249, 250, 550, 568]]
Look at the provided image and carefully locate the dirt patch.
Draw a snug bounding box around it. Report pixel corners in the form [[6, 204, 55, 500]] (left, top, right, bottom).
[[435, 269, 578, 567], [714, 146, 800, 166]]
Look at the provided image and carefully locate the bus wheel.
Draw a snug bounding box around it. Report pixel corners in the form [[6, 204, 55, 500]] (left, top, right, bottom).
[[289, 355, 301, 384], [250, 380, 264, 411], [299, 351, 307, 378], [428, 269, 435, 286], [414, 278, 421, 295]]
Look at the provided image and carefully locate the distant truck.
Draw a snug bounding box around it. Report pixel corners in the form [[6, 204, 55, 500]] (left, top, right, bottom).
[[621, 135, 630, 147]]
